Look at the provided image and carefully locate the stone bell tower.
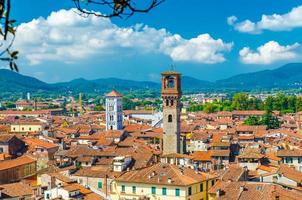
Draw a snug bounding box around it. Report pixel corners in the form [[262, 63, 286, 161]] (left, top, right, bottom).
[[161, 71, 182, 155], [106, 90, 123, 131]]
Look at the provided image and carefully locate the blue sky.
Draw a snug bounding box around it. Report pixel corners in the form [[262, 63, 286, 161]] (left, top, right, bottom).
[[10, 0, 302, 83]]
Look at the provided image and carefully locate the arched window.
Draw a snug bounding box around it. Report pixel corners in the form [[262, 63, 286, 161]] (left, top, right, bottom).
[[166, 99, 169, 106], [170, 99, 174, 106], [168, 114, 173, 123], [167, 76, 175, 88]]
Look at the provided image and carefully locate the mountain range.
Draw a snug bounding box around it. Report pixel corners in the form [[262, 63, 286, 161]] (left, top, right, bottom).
[[1, 63, 302, 96]]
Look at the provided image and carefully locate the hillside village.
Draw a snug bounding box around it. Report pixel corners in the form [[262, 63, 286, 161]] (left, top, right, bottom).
[[1, 71, 302, 200]]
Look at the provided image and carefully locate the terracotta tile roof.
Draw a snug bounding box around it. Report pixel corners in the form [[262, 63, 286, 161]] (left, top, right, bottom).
[[0, 156, 36, 171], [238, 135, 255, 140], [277, 148, 302, 157], [103, 130, 125, 138], [238, 149, 263, 159], [0, 182, 34, 197], [222, 164, 245, 182], [84, 192, 105, 200], [76, 156, 95, 163], [63, 145, 103, 158], [124, 124, 151, 132], [106, 90, 122, 97], [0, 134, 15, 143], [131, 130, 163, 139], [236, 125, 267, 132], [216, 111, 232, 117], [191, 151, 212, 161], [0, 109, 63, 116], [11, 120, 44, 125], [24, 138, 58, 149], [116, 163, 215, 186], [48, 172, 75, 184], [63, 184, 80, 192], [209, 181, 274, 200], [124, 110, 153, 115], [232, 110, 265, 116], [277, 164, 302, 183], [266, 153, 282, 161], [273, 185, 302, 200], [257, 165, 277, 173], [161, 153, 192, 159], [211, 141, 230, 147], [73, 167, 121, 179], [190, 130, 209, 141], [211, 150, 230, 157]]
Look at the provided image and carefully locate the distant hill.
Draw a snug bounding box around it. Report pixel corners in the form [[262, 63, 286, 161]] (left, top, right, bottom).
[[0, 69, 55, 93], [54, 77, 160, 94], [182, 76, 214, 91], [1, 63, 302, 96], [216, 63, 302, 90]]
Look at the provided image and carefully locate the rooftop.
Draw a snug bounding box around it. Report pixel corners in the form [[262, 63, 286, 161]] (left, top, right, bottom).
[[106, 90, 122, 97], [116, 163, 215, 186]]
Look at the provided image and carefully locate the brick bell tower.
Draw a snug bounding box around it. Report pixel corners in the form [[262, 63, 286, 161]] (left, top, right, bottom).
[[161, 71, 182, 155]]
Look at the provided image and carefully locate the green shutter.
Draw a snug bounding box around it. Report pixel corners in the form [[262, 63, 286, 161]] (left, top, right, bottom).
[[98, 182, 103, 189], [162, 187, 167, 195], [175, 188, 180, 196], [152, 187, 156, 194], [132, 186, 136, 193], [121, 185, 125, 192]]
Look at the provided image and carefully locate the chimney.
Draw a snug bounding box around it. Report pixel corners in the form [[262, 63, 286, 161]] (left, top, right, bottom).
[[151, 171, 156, 176], [168, 178, 172, 184], [239, 185, 245, 193]]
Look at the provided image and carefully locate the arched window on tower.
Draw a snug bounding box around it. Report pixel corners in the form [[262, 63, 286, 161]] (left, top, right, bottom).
[[166, 99, 169, 106], [168, 114, 173, 123], [167, 76, 175, 88], [170, 99, 174, 106]]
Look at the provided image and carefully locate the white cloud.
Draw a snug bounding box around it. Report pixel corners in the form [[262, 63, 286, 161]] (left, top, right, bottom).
[[162, 34, 233, 64], [228, 5, 302, 34], [239, 41, 300, 64], [227, 16, 237, 25], [15, 9, 233, 65]]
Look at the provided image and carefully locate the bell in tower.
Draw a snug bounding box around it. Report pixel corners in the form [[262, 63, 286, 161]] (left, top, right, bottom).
[[161, 71, 182, 155]]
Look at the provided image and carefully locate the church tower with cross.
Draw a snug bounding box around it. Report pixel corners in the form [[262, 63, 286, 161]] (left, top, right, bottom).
[[161, 68, 182, 155]]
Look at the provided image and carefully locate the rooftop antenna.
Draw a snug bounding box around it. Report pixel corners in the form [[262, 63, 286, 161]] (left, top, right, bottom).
[[170, 64, 175, 71]]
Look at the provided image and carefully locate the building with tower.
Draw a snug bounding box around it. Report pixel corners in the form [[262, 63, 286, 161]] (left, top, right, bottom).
[[106, 90, 123, 131], [161, 71, 182, 155]]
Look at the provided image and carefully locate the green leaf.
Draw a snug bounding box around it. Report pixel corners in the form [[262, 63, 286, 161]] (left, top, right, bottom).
[[10, 51, 18, 58], [8, 20, 16, 24], [7, 27, 15, 35]]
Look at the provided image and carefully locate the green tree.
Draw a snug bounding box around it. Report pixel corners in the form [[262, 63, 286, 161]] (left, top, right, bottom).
[[231, 93, 249, 110], [260, 110, 280, 129], [94, 105, 105, 111], [244, 116, 261, 126], [296, 97, 302, 112]]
